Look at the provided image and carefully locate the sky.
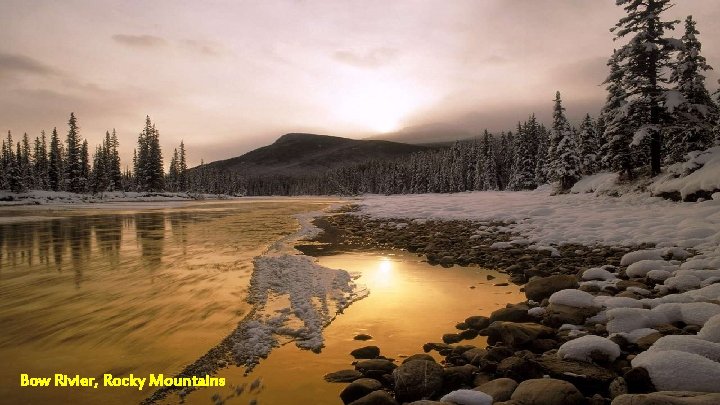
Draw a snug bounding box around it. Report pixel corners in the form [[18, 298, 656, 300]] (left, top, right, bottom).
[[1, 0, 719, 168]]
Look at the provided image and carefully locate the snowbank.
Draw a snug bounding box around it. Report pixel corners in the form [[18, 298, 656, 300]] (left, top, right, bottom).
[[557, 335, 621, 363], [650, 146, 720, 200]]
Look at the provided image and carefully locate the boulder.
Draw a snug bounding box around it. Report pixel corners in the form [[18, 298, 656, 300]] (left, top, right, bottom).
[[351, 346, 381, 359], [341, 378, 383, 404], [543, 303, 600, 328], [443, 333, 463, 344], [612, 391, 720, 405], [348, 390, 399, 405], [536, 355, 617, 396], [489, 304, 532, 323], [443, 364, 478, 390], [485, 322, 555, 348], [497, 355, 544, 380], [511, 378, 585, 405], [524, 275, 579, 301], [475, 378, 518, 402], [465, 316, 491, 331], [461, 348, 488, 366], [324, 369, 363, 383], [392, 360, 444, 402], [355, 359, 397, 379], [402, 354, 436, 364]]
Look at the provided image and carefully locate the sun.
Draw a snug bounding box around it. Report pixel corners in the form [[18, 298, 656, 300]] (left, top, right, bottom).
[[330, 75, 426, 134]]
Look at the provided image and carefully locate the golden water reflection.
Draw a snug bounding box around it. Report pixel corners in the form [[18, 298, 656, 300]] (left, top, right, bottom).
[[0, 200, 337, 405], [177, 251, 524, 405]]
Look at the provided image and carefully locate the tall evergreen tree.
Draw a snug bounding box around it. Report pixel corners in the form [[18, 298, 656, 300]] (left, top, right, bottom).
[[509, 120, 538, 190], [48, 128, 63, 191], [611, 0, 680, 175], [178, 140, 188, 191], [80, 139, 90, 192], [108, 129, 122, 190], [33, 131, 49, 190], [64, 113, 85, 193], [665, 15, 718, 163], [578, 114, 600, 175], [135, 116, 165, 191], [550, 92, 581, 190]]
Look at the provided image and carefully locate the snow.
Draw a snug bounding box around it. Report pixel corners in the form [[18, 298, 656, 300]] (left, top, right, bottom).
[[570, 172, 620, 195], [699, 314, 720, 342], [582, 267, 617, 281], [613, 328, 659, 343], [650, 146, 720, 199], [528, 307, 546, 317], [648, 335, 720, 362], [557, 335, 621, 363], [626, 259, 677, 278], [632, 350, 720, 392], [620, 249, 666, 266], [548, 289, 597, 308], [439, 389, 493, 405]]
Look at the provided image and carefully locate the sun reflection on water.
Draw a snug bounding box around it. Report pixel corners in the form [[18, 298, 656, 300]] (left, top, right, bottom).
[[373, 256, 394, 287]]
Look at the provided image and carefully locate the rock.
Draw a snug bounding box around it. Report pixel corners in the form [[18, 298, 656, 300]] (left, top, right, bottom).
[[355, 359, 397, 379], [609, 377, 628, 399], [348, 390, 399, 405], [524, 275, 579, 301], [423, 342, 452, 354], [485, 346, 514, 362], [536, 355, 617, 396], [487, 275, 496, 280], [511, 378, 585, 405], [465, 316, 491, 331], [494, 282, 510, 286], [461, 348, 488, 366], [459, 329, 479, 340], [612, 391, 720, 405], [635, 332, 662, 350], [624, 367, 655, 394], [324, 369, 363, 383], [402, 354, 436, 364], [355, 334, 373, 341], [543, 303, 600, 328], [341, 378, 383, 404], [497, 355, 544, 380], [406, 401, 446, 405], [489, 304, 532, 323], [485, 322, 555, 348], [443, 333, 463, 344], [393, 360, 444, 402], [443, 364, 478, 390], [351, 346, 381, 359], [475, 378, 518, 402], [456, 322, 470, 330]]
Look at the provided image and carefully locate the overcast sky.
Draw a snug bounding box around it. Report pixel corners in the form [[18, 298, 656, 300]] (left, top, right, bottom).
[[1, 0, 719, 167]]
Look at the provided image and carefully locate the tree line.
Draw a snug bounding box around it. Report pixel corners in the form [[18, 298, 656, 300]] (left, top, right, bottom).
[[0, 114, 188, 194]]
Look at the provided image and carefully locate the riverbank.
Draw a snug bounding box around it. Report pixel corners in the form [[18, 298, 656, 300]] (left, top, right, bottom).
[[310, 191, 720, 405]]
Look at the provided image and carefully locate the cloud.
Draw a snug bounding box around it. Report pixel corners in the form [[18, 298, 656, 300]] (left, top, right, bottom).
[[112, 34, 167, 48], [333, 47, 399, 68], [180, 39, 224, 56], [0, 52, 60, 78]]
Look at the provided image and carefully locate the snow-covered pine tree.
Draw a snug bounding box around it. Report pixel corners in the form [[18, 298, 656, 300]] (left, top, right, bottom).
[[146, 124, 164, 191], [611, 0, 680, 175], [20, 133, 33, 189], [578, 114, 600, 175], [33, 131, 49, 190], [108, 129, 122, 191], [509, 120, 537, 190], [168, 148, 179, 191], [482, 130, 499, 190], [48, 127, 63, 191], [178, 140, 188, 191], [550, 92, 581, 191], [80, 139, 90, 192], [534, 124, 550, 184], [664, 15, 718, 164], [64, 113, 85, 193], [91, 144, 106, 193], [600, 52, 638, 179]]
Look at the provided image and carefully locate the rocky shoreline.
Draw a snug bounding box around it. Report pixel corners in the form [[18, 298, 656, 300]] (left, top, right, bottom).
[[306, 209, 719, 405]]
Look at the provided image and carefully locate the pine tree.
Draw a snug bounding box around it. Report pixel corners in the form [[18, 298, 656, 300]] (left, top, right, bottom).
[[600, 52, 638, 179], [80, 139, 90, 192], [20, 133, 33, 189], [108, 129, 122, 191], [178, 140, 187, 191], [578, 114, 600, 175], [135, 116, 165, 191], [550, 92, 581, 191], [33, 131, 49, 190], [509, 120, 538, 190], [664, 15, 718, 163], [481, 131, 499, 190], [534, 125, 550, 184], [168, 148, 179, 191], [611, 0, 680, 175], [64, 113, 85, 193], [48, 128, 63, 191]]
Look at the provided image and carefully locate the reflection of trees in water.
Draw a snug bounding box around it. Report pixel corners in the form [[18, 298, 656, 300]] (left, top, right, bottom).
[[169, 211, 195, 257], [93, 215, 123, 266], [134, 213, 166, 270]]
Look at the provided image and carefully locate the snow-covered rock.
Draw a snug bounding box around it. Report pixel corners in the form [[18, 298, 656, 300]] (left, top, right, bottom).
[[439, 389, 493, 405], [557, 335, 621, 363], [548, 289, 597, 308]]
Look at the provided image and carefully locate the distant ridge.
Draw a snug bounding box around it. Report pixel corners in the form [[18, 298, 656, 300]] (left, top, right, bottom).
[[194, 133, 429, 176]]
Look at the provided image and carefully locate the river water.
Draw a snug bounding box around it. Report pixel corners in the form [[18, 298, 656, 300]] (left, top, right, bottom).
[[0, 200, 522, 405]]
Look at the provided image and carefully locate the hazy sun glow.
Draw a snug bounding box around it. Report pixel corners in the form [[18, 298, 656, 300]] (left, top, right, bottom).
[[330, 75, 429, 134], [373, 257, 395, 287]]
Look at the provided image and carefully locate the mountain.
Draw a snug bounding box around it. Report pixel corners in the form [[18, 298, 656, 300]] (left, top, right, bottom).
[[195, 133, 430, 176]]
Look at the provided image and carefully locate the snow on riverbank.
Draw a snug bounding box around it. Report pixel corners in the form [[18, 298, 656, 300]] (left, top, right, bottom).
[[0, 190, 231, 207]]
